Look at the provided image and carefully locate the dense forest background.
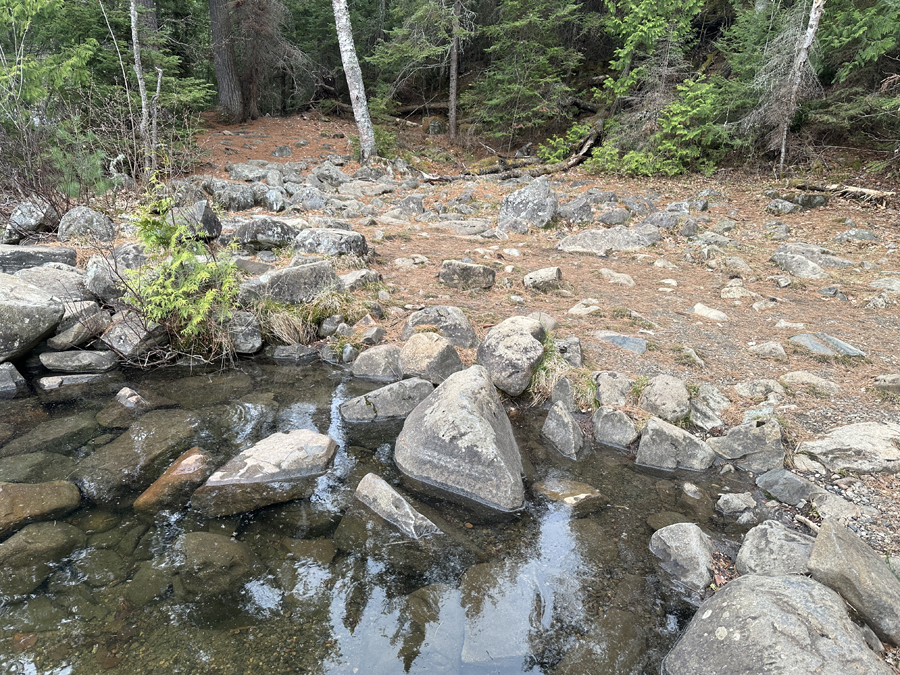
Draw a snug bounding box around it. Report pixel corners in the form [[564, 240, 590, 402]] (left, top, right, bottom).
[[1, 0, 898, 206]]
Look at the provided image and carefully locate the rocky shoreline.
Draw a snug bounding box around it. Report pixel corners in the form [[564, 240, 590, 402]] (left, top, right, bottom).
[[1, 148, 899, 672]]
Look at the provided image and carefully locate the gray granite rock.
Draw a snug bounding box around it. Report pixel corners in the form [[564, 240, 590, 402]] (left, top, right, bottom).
[[707, 419, 784, 472], [352, 344, 402, 382], [557, 224, 661, 254], [238, 260, 339, 305], [541, 401, 586, 460], [400, 332, 463, 384], [777, 242, 854, 269], [57, 205, 116, 242], [476, 315, 545, 396], [0, 244, 77, 274], [2, 200, 58, 244], [769, 252, 829, 279], [649, 522, 714, 592], [101, 310, 167, 359], [551, 376, 576, 412], [228, 311, 263, 354], [394, 365, 524, 517], [293, 228, 368, 256], [340, 268, 380, 291], [167, 200, 221, 240], [39, 350, 118, 373], [639, 374, 691, 423], [755, 468, 824, 506], [210, 180, 255, 211], [522, 267, 561, 291], [715, 492, 756, 516], [592, 371, 634, 406], [233, 216, 302, 249], [191, 429, 337, 517], [0, 362, 26, 400], [401, 306, 478, 348], [554, 335, 582, 367], [797, 422, 900, 473], [437, 260, 495, 289], [591, 406, 639, 449], [0, 273, 64, 362], [354, 472, 439, 539], [660, 574, 893, 675], [84, 242, 147, 302], [14, 264, 91, 302], [497, 176, 558, 231], [636, 417, 716, 472], [595, 330, 647, 354], [874, 374, 900, 395], [735, 519, 814, 576], [340, 378, 434, 423]]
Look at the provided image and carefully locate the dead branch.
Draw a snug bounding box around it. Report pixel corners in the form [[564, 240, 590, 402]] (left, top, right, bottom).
[[786, 179, 895, 205]]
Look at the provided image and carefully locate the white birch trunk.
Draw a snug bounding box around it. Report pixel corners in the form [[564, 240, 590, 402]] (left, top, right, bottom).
[[448, 0, 460, 143], [779, 0, 826, 174], [332, 0, 377, 162], [130, 0, 151, 178]]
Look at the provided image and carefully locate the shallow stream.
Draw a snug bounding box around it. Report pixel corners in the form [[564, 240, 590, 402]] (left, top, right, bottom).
[[0, 360, 754, 674]]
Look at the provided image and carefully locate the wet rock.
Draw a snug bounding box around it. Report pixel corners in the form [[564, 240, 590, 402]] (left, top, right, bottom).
[[73, 548, 127, 587], [541, 401, 586, 460], [96, 386, 175, 428], [796, 422, 900, 473], [171, 532, 257, 601], [755, 468, 824, 506], [497, 176, 558, 231], [35, 373, 122, 402], [0, 481, 82, 538], [636, 417, 716, 472], [0, 273, 65, 362], [0, 452, 75, 483], [554, 608, 647, 675], [649, 522, 714, 592], [0, 362, 26, 399], [47, 304, 112, 351], [0, 244, 77, 274], [660, 574, 893, 675], [592, 406, 639, 450], [191, 429, 337, 517], [780, 370, 841, 396], [84, 242, 147, 302], [394, 365, 525, 517], [354, 473, 439, 539], [400, 332, 463, 384], [592, 371, 634, 406], [39, 350, 118, 374], [532, 478, 606, 518], [735, 519, 814, 576], [0, 412, 98, 459], [707, 419, 784, 472], [273, 344, 319, 363], [339, 268, 380, 291], [437, 260, 495, 289], [72, 409, 200, 507], [523, 267, 561, 291], [595, 330, 647, 354], [639, 375, 690, 423], [227, 311, 262, 354], [809, 519, 900, 646], [125, 562, 172, 606], [133, 447, 216, 515], [557, 224, 661, 254], [0, 522, 86, 596], [57, 205, 116, 242], [340, 378, 434, 423], [101, 310, 167, 359], [238, 260, 339, 305], [167, 200, 221, 240], [352, 344, 402, 382], [476, 315, 545, 396], [294, 228, 368, 257], [14, 264, 91, 303]]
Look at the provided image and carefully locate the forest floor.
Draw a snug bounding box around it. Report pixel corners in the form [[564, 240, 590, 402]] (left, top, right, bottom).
[[192, 111, 900, 667]]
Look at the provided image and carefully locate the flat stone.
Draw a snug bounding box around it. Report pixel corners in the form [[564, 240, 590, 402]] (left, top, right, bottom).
[[239, 260, 339, 305], [272, 344, 318, 363], [14, 264, 90, 303], [294, 228, 368, 257], [733, 378, 784, 399], [47, 305, 111, 351], [735, 519, 815, 576], [0, 452, 75, 484], [769, 252, 829, 279], [599, 268, 635, 286], [0, 481, 82, 538], [340, 268, 380, 291], [780, 370, 841, 396], [594, 330, 646, 354], [532, 478, 606, 518], [0, 245, 77, 274], [39, 350, 118, 374], [636, 417, 716, 472], [870, 277, 900, 294], [340, 378, 434, 423], [191, 429, 337, 517], [557, 225, 660, 254], [101, 310, 167, 359], [874, 374, 900, 395], [394, 366, 525, 517], [132, 447, 215, 515], [567, 298, 602, 315], [401, 306, 478, 348], [809, 519, 900, 646], [796, 422, 900, 474], [748, 341, 786, 359], [755, 468, 824, 506], [171, 532, 256, 601], [0, 412, 98, 459]]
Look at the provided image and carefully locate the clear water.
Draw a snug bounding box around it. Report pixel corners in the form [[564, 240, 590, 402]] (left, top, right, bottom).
[[0, 360, 753, 674]]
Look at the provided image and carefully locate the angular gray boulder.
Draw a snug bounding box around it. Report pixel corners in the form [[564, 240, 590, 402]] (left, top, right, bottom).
[[437, 260, 495, 290], [228, 311, 263, 354], [353, 473, 439, 539], [497, 176, 558, 231], [541, 401, 586, 460], [166, 200, 221, 240], [101, 310, 167, 359], [523, 266, 562, 292], [394, 366, 525, 517], [0, 244, 76, 274], [649, 522, 714, 592], [707, 419, 784, 472], [351, 344, 402, 382], [191, 429, 337, 517], [638, 374, 690, 423], [755, 468, 825, 506], [636, 417, 716, 471], [234, 216, 303, 250], [0, 362, 26, 400], [0, 273, 64, 362], [339, 378, 434, 423], [556, 224, 661, 254], [2, 200, 58, 244], [293, 228, 368, 256], [796, 422, 900, 473], [401, 306, 478, 348], [660, 574, 893, 675], [591, 406, 639, 449], [238, 259, 338, 305], [592, 371, 634, 406], [14, 264, 91, 302], [808, 519, 900, 646], [735, 519, 814, 576], [84, 242, 147, 302], [476, 315, 545, 396], [399, 332, 463, 384], [57, 205, 116, 242]]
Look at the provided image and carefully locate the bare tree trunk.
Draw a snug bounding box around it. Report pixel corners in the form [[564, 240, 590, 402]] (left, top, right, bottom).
[[130, 0, 152, 179], [151, 67, 163, 173], [778, 0, 826, 175], [448, 0, 460, 143], [209, 0, 245, 123], [331, 0, 377, 162]]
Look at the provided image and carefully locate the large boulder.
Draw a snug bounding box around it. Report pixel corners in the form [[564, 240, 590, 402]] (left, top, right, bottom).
[[649, 522, 714, 592], [399, 332, 463, 384], [228, 311, 263, 354], [0, 480, 82, 538], [293, 228, 368, 256], [796, 422, 900, 473], [636, 417, 716, 471], [57, 205, 116, 242], [808, 519, 900, 646], [0, 244, 76, 274], [401, 306, 478, 348], [755, 468, 825, 506], [339, 378, 434, 423], [210, 180, 255, 211], [166, 200, 221, 240], [84, 242, 147, 302], [394, 365, 525, 517], [14, 264, 91, 302], [171, 532, 257, 601], [707, 419, 784, 472], [638, 375, 690, 423], [1, 200, 58, 244], [497, 176, 558, 231], [72, 409, 200, 507], [0, 273, 64, 362], [190, 429, 337, 517], [735, 519, 814, 576], [476, 315, 545, 396], [660, 575, 893, 675], [0, 522, 86, 597], [238, 259, 338, 305]]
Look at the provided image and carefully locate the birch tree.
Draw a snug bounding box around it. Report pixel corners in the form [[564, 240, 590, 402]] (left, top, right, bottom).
[[332, 0, 377, 162]]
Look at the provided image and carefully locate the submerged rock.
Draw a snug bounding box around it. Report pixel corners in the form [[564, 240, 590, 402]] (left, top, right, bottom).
[[171, 532, 257, 601], [0, 480, 82, 538], [394, 366, 524, 518], [191, 429, 337, 517], [0, 521, 87, 597]]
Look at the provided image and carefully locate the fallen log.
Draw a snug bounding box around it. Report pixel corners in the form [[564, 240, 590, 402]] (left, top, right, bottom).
[[786, 180, 895, 205]]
